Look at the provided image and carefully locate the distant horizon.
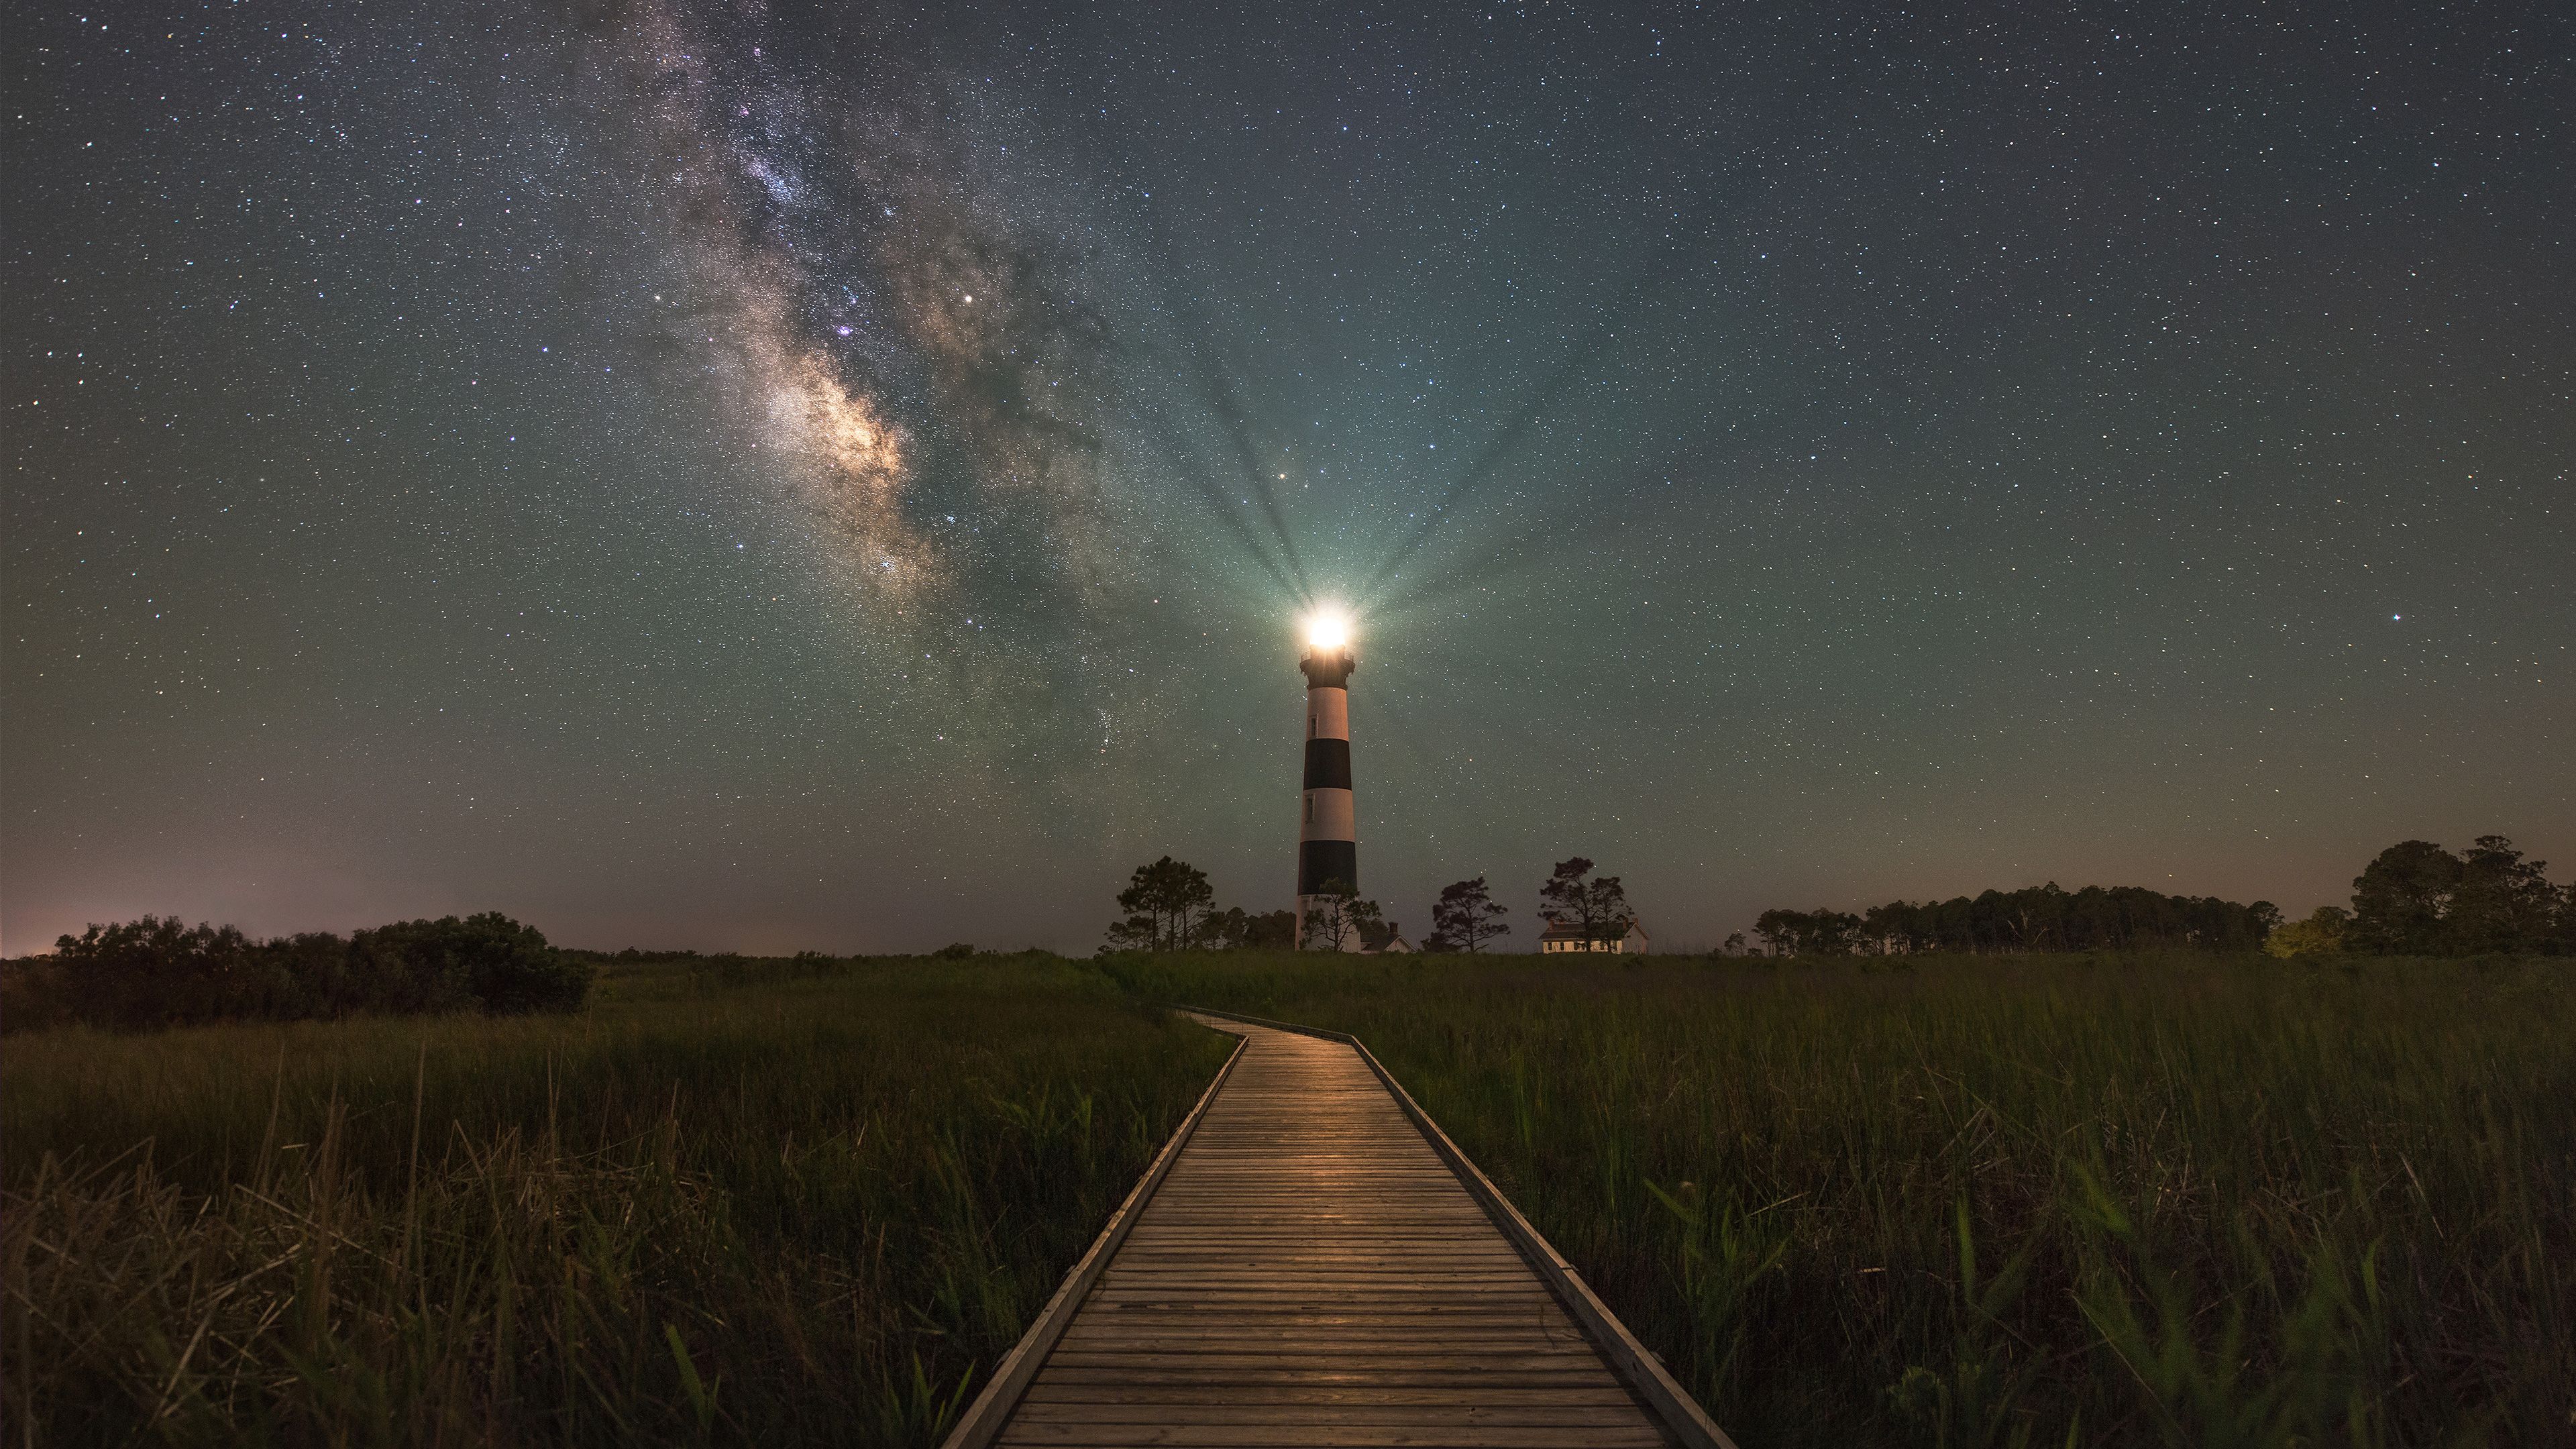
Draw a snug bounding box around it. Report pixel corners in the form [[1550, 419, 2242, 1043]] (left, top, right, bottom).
[[17, 831, 2563, 962]]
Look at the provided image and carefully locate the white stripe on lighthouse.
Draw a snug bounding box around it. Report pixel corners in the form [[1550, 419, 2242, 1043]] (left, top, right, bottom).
[[1307, 686, 1349, 741], [1301, 786, 1355, 839]]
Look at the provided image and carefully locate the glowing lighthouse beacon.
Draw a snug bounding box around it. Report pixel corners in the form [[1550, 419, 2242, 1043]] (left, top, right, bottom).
[[1296, 612, 1360, 951]]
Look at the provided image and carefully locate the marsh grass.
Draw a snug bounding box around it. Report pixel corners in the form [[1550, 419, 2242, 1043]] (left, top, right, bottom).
[[1108, 950, 2575, 1447], [15, 948, 2567, 1446], [4, 957, 1230, 1446]]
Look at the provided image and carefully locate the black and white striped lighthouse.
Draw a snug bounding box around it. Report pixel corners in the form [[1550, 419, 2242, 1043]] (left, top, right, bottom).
[[1296, 615, 1360, 950]]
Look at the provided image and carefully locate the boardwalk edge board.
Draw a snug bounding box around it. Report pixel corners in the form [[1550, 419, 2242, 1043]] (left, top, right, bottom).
[[939, 1030, 1250, 1449], [1177, 1005, 1743, 1449]]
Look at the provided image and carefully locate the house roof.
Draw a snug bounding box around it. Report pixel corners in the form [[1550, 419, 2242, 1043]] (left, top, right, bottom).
[[1537, 918, 1649, 941]]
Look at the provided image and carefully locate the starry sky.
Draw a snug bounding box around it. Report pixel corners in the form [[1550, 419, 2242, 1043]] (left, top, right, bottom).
[[7, 1, 2571, 954]]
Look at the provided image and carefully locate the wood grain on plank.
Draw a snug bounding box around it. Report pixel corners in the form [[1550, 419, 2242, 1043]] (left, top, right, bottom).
[[991, 1020, 1676, 1449]]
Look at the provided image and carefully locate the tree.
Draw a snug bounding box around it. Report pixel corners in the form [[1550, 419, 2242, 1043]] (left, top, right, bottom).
[[1720, 932, 1749, 957], [1752, 908, 1863, 956], [1752, 910, 1790, 956], [1100, 914, 1158, 953], [1106, 855, 1215, 953], [1242, 909, 1297, 949], [2449, 836, 2559, 955], [52, 917, 263, 1028], [1197, 906, 1250, 949], [1430, 877, 1511, 953], [2263, 906, 2349, 959], [1538, 857, 1636, 948], [26, 911, 589, 1030], [350, 913, 592, 1015], [2348, 840, 2463, 954], [1302, 877, 1381, 951]]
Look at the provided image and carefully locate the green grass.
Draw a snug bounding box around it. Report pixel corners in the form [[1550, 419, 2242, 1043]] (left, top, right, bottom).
[[1104, 950, 2576, 1447], [15, 948, 2569, 1447], [3, 955, 1231, 1447]]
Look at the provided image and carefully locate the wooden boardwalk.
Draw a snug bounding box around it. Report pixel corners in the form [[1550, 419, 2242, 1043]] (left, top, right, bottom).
[[951, 1014, 1719, 1449]]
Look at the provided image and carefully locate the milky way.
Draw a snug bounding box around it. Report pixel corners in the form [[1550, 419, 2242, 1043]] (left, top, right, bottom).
[[7, 1, 2570, 952]]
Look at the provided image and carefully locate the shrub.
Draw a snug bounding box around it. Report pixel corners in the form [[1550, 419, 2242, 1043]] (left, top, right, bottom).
[[43, 918, 268, 1028], [351, 912, 594, 1015], [2263, 906, 2350, 958], [7, 912, 590, 1032]]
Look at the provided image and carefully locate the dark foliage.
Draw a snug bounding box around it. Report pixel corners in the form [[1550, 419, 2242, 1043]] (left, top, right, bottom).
[[1754, 907, 1864, 956], [2350, 836, 2571, 955], [1104, 855, 1216, 952], [1101, 859, 1297, 953], [1300, 877, 1383, 952], [5, 912, 592, 1032], [1426, 876, 1511, 953], [1240, 908, 1297, 949], [1758, 885, 2280, 955], [1195, 906, 1297, 950], [1538, 857, 1636, 946]]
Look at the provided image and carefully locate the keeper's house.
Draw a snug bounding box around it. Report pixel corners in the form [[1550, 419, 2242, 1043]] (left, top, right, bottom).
[[1537, 919, 1652, 955]]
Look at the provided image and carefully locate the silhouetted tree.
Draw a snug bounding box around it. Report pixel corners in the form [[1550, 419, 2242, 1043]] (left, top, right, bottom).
[[1242, 909, 1297, 949], [2349, 840, 2464, 954], [1538, 857, 1635, 947], [1192, 906, 1293, 950], [1197, 906, 1250, 949], [24, 910, 589, 1031], [350, 914, 592, 1014], [1101, 914, 1158, 953], [2449, 837, 2561, 954], [1757, 885, 2279, 955], [1107, 855, 1215, 952], [1754, 908, 1863, 956], [50, 918, 263, 1028], [1302, 877, 1380, 951], [1428, 877, 1511, 953]]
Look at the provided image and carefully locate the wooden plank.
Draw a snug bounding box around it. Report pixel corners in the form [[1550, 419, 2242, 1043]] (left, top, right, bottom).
[[1041, 1340, 1623, 1356], [1173, 1010, 1741, 1449], [954, 1018, 1706, 1449], [994, 1413, 1658, 1433], [1014, 1371, 1638, 1402], [1025, 1372, 1631, 1392], [1010, 1404, 1663, 1427]]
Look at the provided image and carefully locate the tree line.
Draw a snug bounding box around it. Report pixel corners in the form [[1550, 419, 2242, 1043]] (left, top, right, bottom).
[[1099, 855, 1637, 953], [1, 912, 594, 1032], [1752, 834, 2573, 958], [2273, 835, 2573, 957], [1754, 886, 2279, 956]]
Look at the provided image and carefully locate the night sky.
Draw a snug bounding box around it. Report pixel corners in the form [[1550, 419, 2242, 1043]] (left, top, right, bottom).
[[8, 2, 2570, 954]]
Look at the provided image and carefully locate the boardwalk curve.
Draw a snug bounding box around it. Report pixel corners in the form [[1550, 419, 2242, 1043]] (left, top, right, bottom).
[[942, 1011, 1735, 1449]]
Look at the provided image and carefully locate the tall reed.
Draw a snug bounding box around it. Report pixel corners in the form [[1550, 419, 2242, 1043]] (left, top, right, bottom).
[[5, 957, 1228, 1446]]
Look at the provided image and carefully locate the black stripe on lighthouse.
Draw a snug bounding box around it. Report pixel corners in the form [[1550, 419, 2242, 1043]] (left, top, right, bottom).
[[1299, 839, 1358, 896], [1302, 737, 1352, 790]]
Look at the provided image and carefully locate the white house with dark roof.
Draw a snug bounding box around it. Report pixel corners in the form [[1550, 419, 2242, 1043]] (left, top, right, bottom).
[[1536, 918, 1651, 954]]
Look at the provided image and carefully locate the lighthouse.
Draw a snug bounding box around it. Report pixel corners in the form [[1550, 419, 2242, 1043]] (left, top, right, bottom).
[[1296, 614, 1360, 950]]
